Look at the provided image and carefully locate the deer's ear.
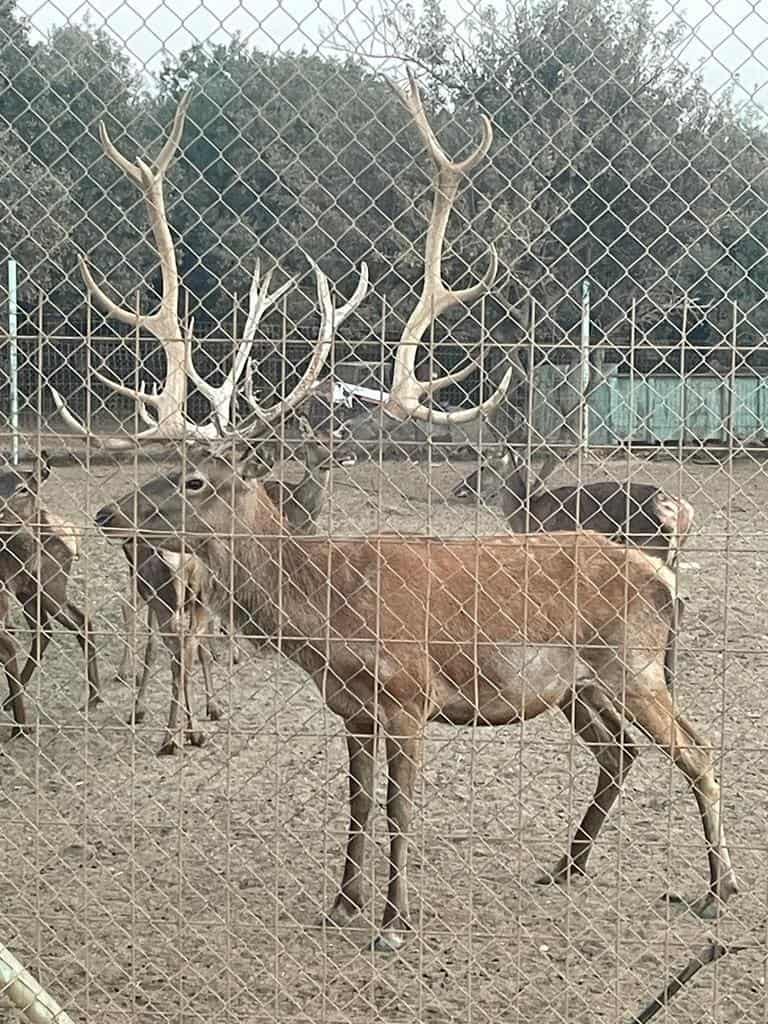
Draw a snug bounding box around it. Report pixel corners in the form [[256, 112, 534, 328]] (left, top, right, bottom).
[[235, 442, 277, 481]]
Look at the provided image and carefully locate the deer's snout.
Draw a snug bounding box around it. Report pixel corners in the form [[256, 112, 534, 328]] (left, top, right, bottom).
[[94, 503, 121, 531]]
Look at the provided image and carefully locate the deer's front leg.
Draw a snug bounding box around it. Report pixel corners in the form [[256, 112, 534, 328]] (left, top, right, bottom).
[[324, 718, 376, 927], [374, 712, 423, 953]]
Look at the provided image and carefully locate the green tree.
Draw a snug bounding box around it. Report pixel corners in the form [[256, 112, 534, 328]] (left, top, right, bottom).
[[156, 40, 434, 334], [0, 4, 73, 298], [0, 0, 36, 125], [384, 0, 768, 337], [30, 23, 149, 314], [0, 127, 73, 298], [4, 18, 149, 317]]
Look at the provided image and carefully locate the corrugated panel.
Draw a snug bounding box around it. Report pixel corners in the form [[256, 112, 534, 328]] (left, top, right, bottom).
[[587, 372, 768, 444]]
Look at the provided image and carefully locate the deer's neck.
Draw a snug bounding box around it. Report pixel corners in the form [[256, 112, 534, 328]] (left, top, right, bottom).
[[502, 465, 541, 531], [287, 466, 328, 534], [203, 496, 328, 657]]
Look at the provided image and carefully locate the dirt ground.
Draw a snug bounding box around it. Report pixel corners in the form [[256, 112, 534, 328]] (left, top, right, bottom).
[[1, 448, 767, 1023]]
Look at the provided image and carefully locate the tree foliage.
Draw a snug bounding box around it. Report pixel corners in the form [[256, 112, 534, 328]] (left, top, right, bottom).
[[1, 0, 767, 344], [0, 127, 73, 298], [156, 39, 428, 334], [384, 0, 768, 336]]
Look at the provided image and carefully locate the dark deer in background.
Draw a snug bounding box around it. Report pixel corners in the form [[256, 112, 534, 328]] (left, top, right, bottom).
[[454, 444, 693, 693], [456, 445, 694, 567]]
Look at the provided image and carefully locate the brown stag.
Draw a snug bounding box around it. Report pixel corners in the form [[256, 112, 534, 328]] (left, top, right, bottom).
[[94, 70, 736, 950]]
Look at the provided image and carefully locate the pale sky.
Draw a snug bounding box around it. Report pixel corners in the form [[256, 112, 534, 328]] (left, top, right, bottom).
[[17, 0, 768, 111]]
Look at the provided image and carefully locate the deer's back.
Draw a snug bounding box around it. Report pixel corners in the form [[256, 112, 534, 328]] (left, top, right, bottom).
[[285, 529, 672, 649], [504, 481, 672, 553]]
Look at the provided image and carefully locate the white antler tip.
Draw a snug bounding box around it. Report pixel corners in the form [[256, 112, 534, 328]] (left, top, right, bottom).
[[498, 366, 515, 392]]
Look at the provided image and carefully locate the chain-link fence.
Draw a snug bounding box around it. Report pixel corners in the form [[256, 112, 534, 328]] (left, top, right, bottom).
[[1, 0, 767, 1021]]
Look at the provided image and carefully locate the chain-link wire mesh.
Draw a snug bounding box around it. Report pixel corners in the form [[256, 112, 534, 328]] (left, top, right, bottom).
[[1, 0, 766, 1020]]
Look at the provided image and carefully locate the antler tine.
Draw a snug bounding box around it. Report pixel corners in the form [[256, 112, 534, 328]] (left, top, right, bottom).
[[137, 381, 158, 428], [400, 68, 493, 175], [49, 385, 171, 450], [87, 364, 160, 408], [154, 91, 192, 175], [97, 121, 143, 186], [383, 69, 509, 425], [97, 91, 191, 183], [79, 256, 143, 329], [242, 258, 296, 342], [237, 257, 369, 433], [186, 260, 298, 434]]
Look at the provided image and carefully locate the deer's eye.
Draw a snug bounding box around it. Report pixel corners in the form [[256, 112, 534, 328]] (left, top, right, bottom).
[[184, 476, 206, 493]]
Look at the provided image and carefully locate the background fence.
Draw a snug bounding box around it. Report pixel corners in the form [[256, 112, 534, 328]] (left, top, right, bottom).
[[2, 0, 767, 1022]]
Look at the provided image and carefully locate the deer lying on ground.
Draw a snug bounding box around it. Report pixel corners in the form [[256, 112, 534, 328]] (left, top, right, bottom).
[[110, 418, 348, 754], [453, 446, 694, 567], [0, 480, 98, 736], [95, 70, 736, 950]]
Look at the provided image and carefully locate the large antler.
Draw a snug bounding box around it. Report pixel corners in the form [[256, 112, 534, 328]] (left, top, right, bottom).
[[383, 70, 513, 425], [49, 93, 213, 447]]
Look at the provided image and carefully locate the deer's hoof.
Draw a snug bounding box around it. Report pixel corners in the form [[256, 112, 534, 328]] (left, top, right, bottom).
[[157, 739, 181, 756], [370, 930, 405, 954], [207, 702, 223, 722], [128, 708, 146, 725], [320, 899, 361, 928], [694, 899, 719, 920], [187, 731, 206, 748], [535, 858, 588, 886], [692, 891, 735, 920]]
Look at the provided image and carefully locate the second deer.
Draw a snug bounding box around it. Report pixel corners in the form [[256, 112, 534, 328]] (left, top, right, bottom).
[[0, 462, 99, 736]]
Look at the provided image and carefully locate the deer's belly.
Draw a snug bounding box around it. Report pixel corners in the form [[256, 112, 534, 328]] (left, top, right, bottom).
[[432, 644, 590, 726]]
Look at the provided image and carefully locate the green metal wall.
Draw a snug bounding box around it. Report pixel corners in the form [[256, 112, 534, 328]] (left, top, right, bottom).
[[571, 368, 768, 445]]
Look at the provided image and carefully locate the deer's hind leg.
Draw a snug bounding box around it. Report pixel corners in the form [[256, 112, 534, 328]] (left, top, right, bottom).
[[190, 602, 221, 723], [130, 603, 159, 725], [51, 599, 101, 709], [616, 664, 737, 918], [18, 598, 52, 688], [537, 684, 639, 885], [0, 594, 25, 738], [198, 637, 221, 721]]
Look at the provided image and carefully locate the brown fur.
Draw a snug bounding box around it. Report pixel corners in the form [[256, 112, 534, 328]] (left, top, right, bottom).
[[0, 495, 100, 735], [95, 457, 737, 949]]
